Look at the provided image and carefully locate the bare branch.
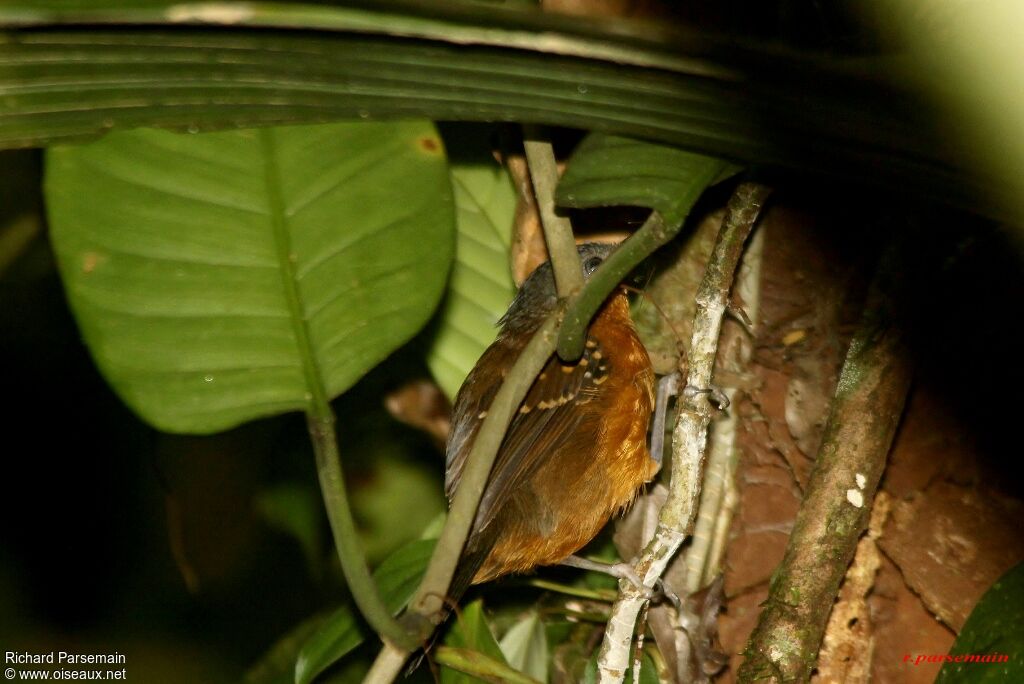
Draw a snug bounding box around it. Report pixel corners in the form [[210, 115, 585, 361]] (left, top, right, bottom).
[[597, 182, 771, 682]]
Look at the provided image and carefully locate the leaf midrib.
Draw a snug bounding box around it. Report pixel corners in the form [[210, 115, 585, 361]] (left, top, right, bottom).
[[258, 126, 328, 417]]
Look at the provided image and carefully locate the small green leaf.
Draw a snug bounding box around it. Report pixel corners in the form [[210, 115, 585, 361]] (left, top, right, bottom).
[[294, 539, 435, 684], [936, 561, 1024, 682], [427, 157, 516, 400], [556, 133, 737, 225], [498, 612, 548, 683], [582, 653, 598, 684], [45, 122, 454, 434], [374, 539, 438, 614], [435, 647, 541, 684], [442, 600, 509, 684], [245, 613, 329, 684], [635, 650, 660, 684], [295, 609, 360, 684]]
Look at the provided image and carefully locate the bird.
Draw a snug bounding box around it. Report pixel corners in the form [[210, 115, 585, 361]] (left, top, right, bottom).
[[443, 241, 658, 604]]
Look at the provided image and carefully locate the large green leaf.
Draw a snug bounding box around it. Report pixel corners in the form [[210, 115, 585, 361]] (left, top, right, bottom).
[[556, 133, 735, 225], [294, 538, 436, 684], [45, 122, 454, 433], [936, 561, 1024, 683], [498, 612, 548, 683], [0, 1, 990, 217], [427, 159, 516, 400]]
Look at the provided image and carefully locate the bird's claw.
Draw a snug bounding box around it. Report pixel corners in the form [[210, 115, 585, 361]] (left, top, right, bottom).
[[608, 562, 656, 600], [650, 373, 681, 468], [726, 304, 754, 336], [683, 385, 730, 410], [560, 556, 656, 599], [658, 578, 682, 611], [614, 570, 684, 607]]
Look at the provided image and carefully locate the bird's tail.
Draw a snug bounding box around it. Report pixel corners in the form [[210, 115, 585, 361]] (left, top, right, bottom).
[[403, 536, 492, 675]]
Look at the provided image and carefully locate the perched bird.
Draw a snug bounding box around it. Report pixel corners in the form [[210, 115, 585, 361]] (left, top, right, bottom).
[[444, 242, 657, 603]]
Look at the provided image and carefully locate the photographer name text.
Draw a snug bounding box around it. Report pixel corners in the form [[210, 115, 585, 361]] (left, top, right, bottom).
[[5, 653, 125, 666]]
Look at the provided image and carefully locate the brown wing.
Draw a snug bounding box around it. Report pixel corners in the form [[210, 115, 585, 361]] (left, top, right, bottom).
[[444, 335, 611, 534], [444, 334, 514, 501]]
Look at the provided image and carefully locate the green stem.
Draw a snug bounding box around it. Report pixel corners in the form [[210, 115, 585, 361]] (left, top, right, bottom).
[[363, 642, 408, 684], [310, 415, 415, 650], [259, 128, 412, 651], [363, 304, 571, 683], [365, 261, 579, 682], [408, 308, 565, 621], [527, 578, 618, 602], [522, 125, 582, 298]]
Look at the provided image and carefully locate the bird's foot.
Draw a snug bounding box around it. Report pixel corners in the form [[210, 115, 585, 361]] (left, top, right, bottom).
[[682, 384, 730, 410], [560, 555, 656, 599]]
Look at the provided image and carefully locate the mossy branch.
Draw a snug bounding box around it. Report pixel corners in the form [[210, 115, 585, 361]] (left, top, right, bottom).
[[737, 245, 912, 682]]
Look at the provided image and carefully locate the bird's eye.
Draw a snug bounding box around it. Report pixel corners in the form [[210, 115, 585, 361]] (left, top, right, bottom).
[[583, 256, 603, 275]]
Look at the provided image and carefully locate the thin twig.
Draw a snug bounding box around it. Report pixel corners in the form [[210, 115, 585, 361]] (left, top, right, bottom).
[[363, 642, 409, 683], [682, 225, 764, 593], [737, 244, 912, 682], [596, 182, 771, 683], [527, 578, 618, 602], [522, 124, 582, 298]]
